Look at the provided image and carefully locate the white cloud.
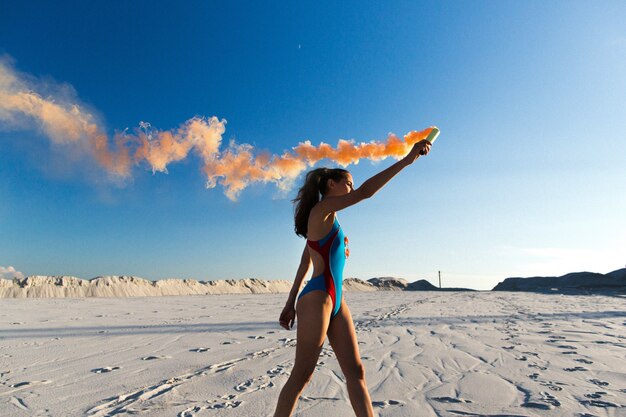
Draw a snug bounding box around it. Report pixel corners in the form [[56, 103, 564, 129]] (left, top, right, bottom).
[[0, 265, 24, 279]]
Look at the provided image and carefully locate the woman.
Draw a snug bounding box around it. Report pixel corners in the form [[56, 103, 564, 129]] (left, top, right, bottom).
[[273, 139, 432, 416]]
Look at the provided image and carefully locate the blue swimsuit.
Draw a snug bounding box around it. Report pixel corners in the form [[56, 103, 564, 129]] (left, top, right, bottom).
[[298, 217, 348, 319]]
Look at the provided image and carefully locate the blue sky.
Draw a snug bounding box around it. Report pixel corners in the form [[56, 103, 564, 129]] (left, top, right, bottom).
[[1, 1, 625, 289]]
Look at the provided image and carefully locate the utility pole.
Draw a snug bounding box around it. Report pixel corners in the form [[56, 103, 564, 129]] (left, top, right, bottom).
[[438, 271, 441, 288]]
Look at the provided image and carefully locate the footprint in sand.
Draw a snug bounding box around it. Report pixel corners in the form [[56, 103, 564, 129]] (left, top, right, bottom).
[[432, 397, 472, 404], [522, 391, 561, 410], [234, 376, 274, 393], [267, 364, 290, 377], [319, 348, 334, 358], [556, 345, 577, 350], [206, 394, 242, 409], [540, 391, 561, 407], [575, 358, 593, 364], [91, 366, 120, 373], [589, 379, 609, 387], [207, 399, 242, 409], [189, 347, 210, 353], [9, 380, 52, 391], [372, 399, 405, 408], [221, 341, 241, 345], [179, 405, 203, 416], [235, 380, 254, 392], [579, 399, 619, 408], [9, 396, 28, 411], [540, 381, 564, 391], [584, 391, 607, 399], [564, 366, 587, 372], [141, 355, 170, 361], [249, 349, 273, 359], [248, 335, 265, 340], [301, 395, 341, 402]]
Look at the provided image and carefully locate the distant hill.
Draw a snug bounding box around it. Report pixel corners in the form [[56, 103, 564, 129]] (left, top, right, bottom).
[[407, 279, 474, 292], [343, 278, 377, 292], [367, 277, 408, 290], [492, 268, 626, 292], [368, 277, 474, 292]]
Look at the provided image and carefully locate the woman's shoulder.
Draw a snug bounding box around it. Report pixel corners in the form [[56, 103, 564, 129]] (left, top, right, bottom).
[[309, 203, 335, 223], [307, 208, 337, 241]]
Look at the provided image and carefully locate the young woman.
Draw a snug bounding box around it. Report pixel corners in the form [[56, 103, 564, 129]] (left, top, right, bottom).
[[273, 139, 432, 417]]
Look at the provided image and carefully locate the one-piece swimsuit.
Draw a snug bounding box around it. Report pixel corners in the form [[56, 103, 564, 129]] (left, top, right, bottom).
[[297, 217, 348, 319]]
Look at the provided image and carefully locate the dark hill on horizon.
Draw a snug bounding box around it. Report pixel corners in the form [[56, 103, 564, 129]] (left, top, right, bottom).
[[492, 268, 626, 293]]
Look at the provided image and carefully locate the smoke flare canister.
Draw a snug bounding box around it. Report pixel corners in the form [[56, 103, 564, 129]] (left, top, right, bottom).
[[419, 126, 440, 155], [425, 126, 440, 144]]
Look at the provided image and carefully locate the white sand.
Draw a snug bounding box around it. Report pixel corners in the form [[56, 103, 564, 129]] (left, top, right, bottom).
[[1, 292, 624, 416]]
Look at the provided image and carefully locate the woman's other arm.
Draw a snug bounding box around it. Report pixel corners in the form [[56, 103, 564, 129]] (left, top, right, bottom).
[[279, 244, 311, 329]]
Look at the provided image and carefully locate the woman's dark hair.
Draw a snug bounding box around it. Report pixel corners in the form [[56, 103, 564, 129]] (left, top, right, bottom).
[[292, 168, 349, 238]]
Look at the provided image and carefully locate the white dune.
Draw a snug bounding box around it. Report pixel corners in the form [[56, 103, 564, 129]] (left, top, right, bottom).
[[0, 276, 298, 298], [0, 276, 383, 298]]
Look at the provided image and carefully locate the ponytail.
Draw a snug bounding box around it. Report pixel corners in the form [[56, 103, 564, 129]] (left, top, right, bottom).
[[292, 168, 349, 238]]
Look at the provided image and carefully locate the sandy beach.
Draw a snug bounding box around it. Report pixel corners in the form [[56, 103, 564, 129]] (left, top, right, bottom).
[[1, 291, 624, 416]]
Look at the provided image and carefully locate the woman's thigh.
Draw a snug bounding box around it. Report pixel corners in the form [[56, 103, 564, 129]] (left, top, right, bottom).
[[293, 291, 334, 371], [326, 300, 364, 377]]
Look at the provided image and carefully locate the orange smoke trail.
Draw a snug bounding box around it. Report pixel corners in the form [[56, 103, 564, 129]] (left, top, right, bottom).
[[0, 60, 434, 200]]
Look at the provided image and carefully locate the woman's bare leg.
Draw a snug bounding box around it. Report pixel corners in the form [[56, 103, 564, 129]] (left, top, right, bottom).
[[327, 300, 374, 417], [273, 291, 333, 417]]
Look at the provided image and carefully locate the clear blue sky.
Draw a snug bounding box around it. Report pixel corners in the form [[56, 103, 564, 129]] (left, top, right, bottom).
[[1, 1, 625, 289]]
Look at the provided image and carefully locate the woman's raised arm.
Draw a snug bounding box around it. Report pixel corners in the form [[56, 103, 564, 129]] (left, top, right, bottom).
[[317, 139, 431, 215]]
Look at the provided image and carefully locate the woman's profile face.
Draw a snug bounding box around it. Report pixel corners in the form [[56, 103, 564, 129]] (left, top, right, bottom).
[[329, 173, 354, 195]]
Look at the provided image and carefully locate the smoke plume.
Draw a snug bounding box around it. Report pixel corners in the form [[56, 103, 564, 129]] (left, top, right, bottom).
[[0, 59, 434, 200]]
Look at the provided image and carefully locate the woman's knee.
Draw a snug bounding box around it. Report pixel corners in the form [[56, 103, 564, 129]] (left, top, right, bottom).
[[290, 363, 317, 386], [344, 361, 366, 382]]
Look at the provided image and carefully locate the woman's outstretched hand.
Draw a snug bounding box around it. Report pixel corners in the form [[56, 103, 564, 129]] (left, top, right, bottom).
[[404, 140, 432, 164], [279, 304, 296, 330]]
